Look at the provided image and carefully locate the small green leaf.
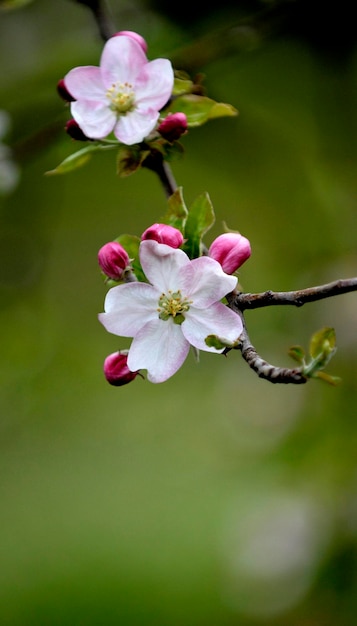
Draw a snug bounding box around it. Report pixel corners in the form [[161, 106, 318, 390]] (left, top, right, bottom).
[[167, 95, 238, 127], [172, 75, 195, 96], [205, 334, 240, 350], [161, 187, 188, 232], [309, 327, 336, 359], [288, 345, 305, 364], [45, 145, 99, 175], [183, 192, 215, 259], [116, 234, 146, 282], [314, 371, 342, 386]]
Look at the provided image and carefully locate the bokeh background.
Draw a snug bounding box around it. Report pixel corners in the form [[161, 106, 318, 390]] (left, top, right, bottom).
[[1, 1, 357, 624]]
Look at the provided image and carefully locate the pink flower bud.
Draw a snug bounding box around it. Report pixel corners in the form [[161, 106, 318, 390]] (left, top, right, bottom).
[[103, 352, 140, 386], [98, 241, 130, 280], [57, 79, 76, 102], [208, 232, 251, 274], [65, 119, 91, 141], [158, 113, 188, 142], [141, 223, 184, 248], [113, 30, 148, 53]]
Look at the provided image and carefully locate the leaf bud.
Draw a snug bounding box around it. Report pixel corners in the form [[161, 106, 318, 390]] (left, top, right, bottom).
[[158, 113, 188, 142], [141, 223, 184, 248], [208, 232, 251, 274], [98, 241, 130, 280], [103, 351, 140, 386]]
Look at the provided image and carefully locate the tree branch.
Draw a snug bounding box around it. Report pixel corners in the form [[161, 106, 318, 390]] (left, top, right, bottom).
[[227, 307, 307, 384], [232, 277, 357, 310]]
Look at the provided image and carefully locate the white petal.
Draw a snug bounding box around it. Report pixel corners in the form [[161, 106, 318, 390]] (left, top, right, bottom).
[[98, 282, 159, 337], [71, 100, 116, 139], [64, 66, 105, 101], [182, 302, 242, 352], [139, 240, 190, 293], [128, 318, 190, 383], [135, 59, 174, 110], [179, 256, 237, 307], [114, 109, 159, 145], [100, 36, 147, 87]]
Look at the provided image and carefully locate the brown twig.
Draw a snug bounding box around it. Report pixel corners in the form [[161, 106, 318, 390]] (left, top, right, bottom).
[[226, 300, 307, 384], [232, 278, 357, 310]]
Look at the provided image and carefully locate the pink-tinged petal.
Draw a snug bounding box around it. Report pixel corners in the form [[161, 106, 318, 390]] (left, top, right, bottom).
[[139, 240, 190, 293], [179, 256, 237, 307], [98, 282, 159, 337], [70, 103, 115, 139], [114, 109, 159, 145], [64, 66, 105, 101], [71, 100, 116, 138], [100, 35, 147, 87], [135, 59, 174, 110], [182, 302, 243, 352], [127, 318, 190, 383]]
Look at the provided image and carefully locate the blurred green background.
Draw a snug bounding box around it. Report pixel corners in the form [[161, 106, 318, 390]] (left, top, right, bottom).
[[1, 1, 357, 624]]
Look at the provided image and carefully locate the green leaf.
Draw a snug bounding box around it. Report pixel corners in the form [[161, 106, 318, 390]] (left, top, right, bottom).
[[167, 95, 238, 127], [183, 192, 215, 259], [116, 234, 146, 282], [161, 187, 188, 232], [314, 371, 342, 386], [205, 334, 240, 350], [288, 345, 305, 364], [309, 326, 336, 359], [172, 75, 195, 96], [45, 145, 99, 175]]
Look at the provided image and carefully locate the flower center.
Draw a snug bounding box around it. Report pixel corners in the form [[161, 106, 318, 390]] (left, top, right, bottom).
[[106, 82, 136, 115], [157, 290, 192, 325]]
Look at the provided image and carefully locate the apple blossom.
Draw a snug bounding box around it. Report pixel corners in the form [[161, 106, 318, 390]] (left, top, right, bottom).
[[141, 223, 183, 248], [98, 241, 130, 280], [98, 240, 242, 383], [103, 351, 140, 386], [208, 232, 251, 274], [64, 34, 174, 145]]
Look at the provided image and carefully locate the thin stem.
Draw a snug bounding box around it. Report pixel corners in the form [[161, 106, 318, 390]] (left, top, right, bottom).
[[233, 277, 357, 310], [72, 0, 116, 41], [142, 151, 178, 198]]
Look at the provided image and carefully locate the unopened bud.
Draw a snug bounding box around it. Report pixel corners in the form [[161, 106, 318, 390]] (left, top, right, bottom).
[[208, 232, 251, 274], [141, 223, 183, 248], [57, 79, 76, 102], [103, 351, 140, 386], [158, 113, 188, 142], [98, 241, 130, 280], [113, 31, 148, 53], [65, 119, 92, 141]]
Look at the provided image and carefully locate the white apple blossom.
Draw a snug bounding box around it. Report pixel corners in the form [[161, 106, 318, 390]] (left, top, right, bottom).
[[99, 240, 243, 383], [64, 34, 174, 145]]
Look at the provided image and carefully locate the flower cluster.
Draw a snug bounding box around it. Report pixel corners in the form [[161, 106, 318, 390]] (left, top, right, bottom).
[[99, 223, 251, 385]]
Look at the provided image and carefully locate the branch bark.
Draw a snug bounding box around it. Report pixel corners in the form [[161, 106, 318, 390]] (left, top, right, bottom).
[[232, 278, 357, 310]]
